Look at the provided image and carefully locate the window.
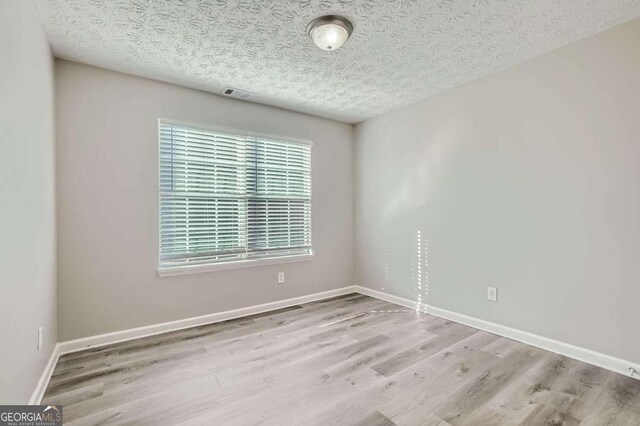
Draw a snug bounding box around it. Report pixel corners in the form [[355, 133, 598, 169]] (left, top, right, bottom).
[[158, 120, 312, 275]]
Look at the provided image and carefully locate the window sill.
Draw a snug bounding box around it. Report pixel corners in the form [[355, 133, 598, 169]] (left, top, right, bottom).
[[157, 253, 314, 277]]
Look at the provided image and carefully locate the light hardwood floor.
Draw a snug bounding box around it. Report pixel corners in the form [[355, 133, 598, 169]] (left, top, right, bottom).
[[43, 294, 640, 425]]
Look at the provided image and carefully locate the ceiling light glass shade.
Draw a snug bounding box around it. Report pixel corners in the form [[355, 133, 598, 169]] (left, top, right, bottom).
[[307, 15, 353, 51]]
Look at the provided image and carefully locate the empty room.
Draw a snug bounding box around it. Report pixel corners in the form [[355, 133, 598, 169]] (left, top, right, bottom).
[[2, 0, 640, 424]]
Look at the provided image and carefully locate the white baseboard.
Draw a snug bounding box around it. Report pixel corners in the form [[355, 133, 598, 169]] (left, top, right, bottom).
[[29, 286, 356, 403], [356, 286, 425, 311], [58, 286, 358, 355], [354, 285, 640, 380], [29, 343, 60, 405], [32, 283, 637, 404]]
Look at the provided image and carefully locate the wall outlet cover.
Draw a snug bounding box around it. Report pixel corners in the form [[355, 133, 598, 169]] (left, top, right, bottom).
[[278, 272, 285, 284], [487, 287, 497, 302]]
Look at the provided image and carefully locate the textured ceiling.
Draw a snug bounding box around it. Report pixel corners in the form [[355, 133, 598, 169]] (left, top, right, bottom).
[[36, 0, 640, 123]]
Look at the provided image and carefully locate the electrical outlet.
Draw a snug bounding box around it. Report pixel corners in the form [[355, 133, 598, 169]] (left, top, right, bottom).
[[38, 326, 43, 351], [487, 286, 497, 302], [278, 272, 285, 284]]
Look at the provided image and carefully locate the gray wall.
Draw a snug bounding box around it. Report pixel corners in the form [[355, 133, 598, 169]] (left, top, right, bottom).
[[355, 19, 640, 363], [55, 60, 354, 341], [0, 1, 57, 403]]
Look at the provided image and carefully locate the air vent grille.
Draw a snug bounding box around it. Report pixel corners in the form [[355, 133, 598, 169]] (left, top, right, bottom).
[[222, 88, 253, 100]]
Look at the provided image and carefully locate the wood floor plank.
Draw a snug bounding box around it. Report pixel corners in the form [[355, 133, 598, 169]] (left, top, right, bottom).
[[456, 353, 572, 424], [370, 324, 477, 377], [579, 373, 640, 425], [435, 345, 543, 425], [301, 333, 502, 425], [520, 404, 580, 426], [41, 294, 640, 425], [41, 382, 104, 407], [352, 411, 397, 426], [383, 340, 506, 425]]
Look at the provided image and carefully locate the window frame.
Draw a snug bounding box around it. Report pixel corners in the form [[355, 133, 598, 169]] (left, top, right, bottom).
[[157, 118, 313, 277]]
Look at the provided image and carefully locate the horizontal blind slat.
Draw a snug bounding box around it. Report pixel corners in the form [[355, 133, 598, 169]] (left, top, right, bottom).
[[159, 122, 311, 265]]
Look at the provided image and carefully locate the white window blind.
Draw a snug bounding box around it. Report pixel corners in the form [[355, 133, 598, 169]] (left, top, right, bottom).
[[159, 121, 312, 268]]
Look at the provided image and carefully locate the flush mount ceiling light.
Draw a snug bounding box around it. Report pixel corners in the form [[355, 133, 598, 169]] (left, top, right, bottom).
[[307, 15, 353, 51]]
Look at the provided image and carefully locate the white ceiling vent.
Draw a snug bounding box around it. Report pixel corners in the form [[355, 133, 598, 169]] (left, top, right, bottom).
[[222, 88, 253, 100]]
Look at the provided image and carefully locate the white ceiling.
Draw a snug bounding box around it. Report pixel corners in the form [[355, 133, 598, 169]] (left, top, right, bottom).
[[36, 0, 640, 123]]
